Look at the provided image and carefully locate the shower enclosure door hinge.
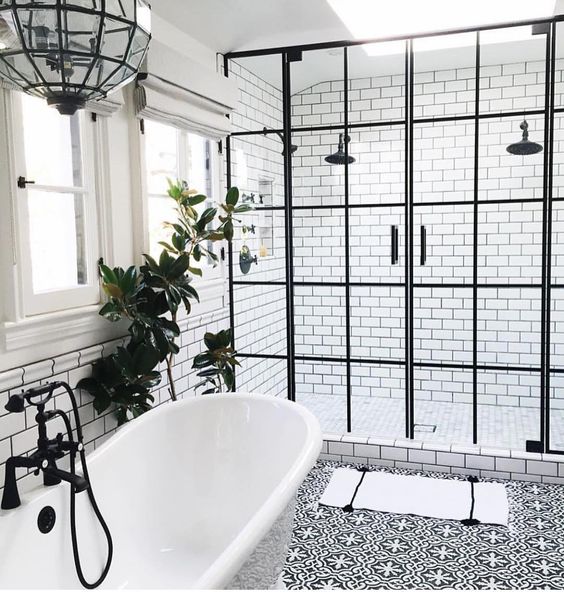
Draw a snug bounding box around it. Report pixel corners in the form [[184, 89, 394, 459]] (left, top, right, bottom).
[[91, 112, 97, 123], [139, 118, 145, 135], [525, 440, 543, 453], [218, 140, 223, 154], [220, 247, 225, 261]]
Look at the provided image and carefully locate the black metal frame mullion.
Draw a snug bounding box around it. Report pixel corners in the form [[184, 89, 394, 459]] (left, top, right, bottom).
[[405, 39, 415, 439], [230, 108, 547, 139], [544, 22, 557, 452], [282, 52, 296, 403], [472, 32, 481, 445], [344, 47, 352, 432], [225, 16, 559, 60], [237, 351, 552, 374], [223, 56, 237, 391], [547, 21, 557, 452], [540, 25, 552, 451]]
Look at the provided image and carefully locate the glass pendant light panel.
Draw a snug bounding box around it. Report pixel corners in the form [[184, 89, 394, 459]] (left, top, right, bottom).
[[0, 0, 151, 114]]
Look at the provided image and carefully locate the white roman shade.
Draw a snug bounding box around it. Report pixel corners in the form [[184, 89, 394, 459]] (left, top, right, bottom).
[[135, 40, 238, 140]]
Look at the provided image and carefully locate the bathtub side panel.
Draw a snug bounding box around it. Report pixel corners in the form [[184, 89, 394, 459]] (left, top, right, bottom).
[[228, 497, 296, 590]]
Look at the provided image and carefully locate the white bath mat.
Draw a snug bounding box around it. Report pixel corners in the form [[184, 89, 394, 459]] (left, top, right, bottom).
[[320, 468, 509, 526]]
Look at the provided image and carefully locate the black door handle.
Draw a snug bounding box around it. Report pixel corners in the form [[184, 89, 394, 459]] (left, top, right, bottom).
[[391, 225, 399, 265], [17, 176, 35, 189], [420, 225, 427, 266]]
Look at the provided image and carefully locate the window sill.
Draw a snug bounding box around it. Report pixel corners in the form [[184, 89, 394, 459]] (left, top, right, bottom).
[[0, 278, 227, 373], [0, 306, 127, 372]]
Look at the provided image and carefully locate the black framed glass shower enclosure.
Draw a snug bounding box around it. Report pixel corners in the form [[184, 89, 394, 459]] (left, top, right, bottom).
[[224, 16, 564, 455]]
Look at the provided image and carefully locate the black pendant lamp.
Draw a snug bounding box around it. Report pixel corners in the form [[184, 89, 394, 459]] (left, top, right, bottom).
[[325, 133, 355, 165], [506, 119, 543, 156], [0, 0, 151, 115]]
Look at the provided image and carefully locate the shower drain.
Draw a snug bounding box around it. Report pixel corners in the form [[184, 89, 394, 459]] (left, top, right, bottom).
[[413, 423, 437, 433]]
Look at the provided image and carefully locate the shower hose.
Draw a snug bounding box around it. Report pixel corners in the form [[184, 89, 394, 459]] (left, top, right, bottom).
[[56, 382, 113, 589]]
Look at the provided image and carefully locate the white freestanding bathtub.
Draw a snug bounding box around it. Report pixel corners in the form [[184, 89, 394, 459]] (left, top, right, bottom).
[[0, 393, 322, 589]]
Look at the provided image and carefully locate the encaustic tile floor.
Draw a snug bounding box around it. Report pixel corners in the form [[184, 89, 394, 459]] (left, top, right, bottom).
[[282, 461, 564, 590]]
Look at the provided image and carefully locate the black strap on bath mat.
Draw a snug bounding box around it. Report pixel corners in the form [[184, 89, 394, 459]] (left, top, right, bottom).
[[461, 476, 481, 526], [343, 467, 369, 513]]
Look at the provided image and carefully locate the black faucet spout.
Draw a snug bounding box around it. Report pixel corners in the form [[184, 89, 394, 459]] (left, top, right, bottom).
[[1, 456, 38, 510], [43, 466, 89, 493]]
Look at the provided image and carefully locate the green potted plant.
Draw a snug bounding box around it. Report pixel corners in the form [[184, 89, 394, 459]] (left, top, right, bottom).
[[78, 181, 250, 425]]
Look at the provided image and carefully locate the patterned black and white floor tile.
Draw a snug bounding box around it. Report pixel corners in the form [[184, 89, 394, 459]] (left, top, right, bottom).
[[283, 461, 564, 590]]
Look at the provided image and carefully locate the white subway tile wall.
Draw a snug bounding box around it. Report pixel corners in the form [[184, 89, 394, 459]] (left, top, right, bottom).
[[229, 59, 288, 397], [229, 53, 564, 464]]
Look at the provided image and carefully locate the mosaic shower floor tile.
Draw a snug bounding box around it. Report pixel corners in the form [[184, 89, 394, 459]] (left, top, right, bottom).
[[298, 394, 564, 451]]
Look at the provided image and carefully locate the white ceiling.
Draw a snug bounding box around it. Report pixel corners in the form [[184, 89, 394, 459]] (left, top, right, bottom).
[[153, 0, 564, 93], [152, 0, 349, 54]]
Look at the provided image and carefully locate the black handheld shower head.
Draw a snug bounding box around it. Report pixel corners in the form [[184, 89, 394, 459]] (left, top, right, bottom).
[[4, 381, 64, 413], [5, 394, 25, 413]]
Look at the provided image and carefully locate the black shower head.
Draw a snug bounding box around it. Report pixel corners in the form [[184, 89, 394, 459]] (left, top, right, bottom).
[[325, 133, 355, 165], [506, 119, 543, 156], [263, 127, 298, 155]]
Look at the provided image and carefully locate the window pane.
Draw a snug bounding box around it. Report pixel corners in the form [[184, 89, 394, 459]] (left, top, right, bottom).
[[186, 132, 212, 196], [145, 120, 179, 194], [21, 94, 83, 187], [148, 194, 177, 259], [28, 190, 87, 292]]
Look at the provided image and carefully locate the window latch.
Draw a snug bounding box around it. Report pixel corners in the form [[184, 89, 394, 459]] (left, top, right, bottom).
[[17, 176, 35, 189]]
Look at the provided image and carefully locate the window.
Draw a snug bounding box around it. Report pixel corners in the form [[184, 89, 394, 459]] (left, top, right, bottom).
[[12, 93, 100, 316], [144, 120, 217, 264]]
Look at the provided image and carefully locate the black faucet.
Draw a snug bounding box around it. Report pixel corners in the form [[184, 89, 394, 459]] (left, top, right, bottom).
[[1, 382, 89, 510]]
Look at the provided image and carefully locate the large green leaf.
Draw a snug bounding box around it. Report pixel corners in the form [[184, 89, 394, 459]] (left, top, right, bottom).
[[223, 220, 234, 241], [99, 263, 118, 285], [188, 194, 207, 207], [170, 253, 190, 278], [132, 343, 160, 375], [226, 187, 239, 206], [99, 301, 123, 322]]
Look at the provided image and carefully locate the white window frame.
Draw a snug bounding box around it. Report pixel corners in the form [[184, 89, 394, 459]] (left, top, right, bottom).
[[10, 92, 102, 316], [140, 118, 225, 287]]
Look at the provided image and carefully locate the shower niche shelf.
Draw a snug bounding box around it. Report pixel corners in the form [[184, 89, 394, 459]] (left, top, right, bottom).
[[237, 177, 276, 264]]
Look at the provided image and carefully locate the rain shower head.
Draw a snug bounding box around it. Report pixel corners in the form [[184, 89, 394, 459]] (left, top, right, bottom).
[[506, 120, 543, 156], [263, 127, 298, 155], [325, 133, 356, 165]]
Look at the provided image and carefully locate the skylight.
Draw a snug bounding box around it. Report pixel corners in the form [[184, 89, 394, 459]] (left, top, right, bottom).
[[327, 0, 556, 55]]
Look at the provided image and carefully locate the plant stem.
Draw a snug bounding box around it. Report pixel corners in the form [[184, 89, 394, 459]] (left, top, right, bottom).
[[166, 311, 178, 402], [166, 353, 177, 401]]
